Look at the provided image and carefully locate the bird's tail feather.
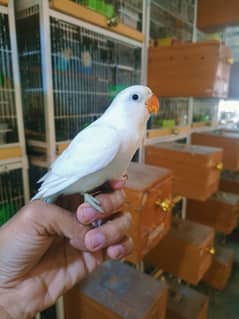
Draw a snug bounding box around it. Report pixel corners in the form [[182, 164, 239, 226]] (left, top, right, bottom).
[[37, 171, 50, 183]]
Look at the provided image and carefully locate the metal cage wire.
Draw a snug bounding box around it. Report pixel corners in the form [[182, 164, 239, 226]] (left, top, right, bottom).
[[0, 167, 25, 225], [68, 0, 143, 32], [192, 99, 219, 123], [150, 98, 189, 129], [0, 11, 18, 145], [17, 5, 142, 143], [150, 0, 194, 43]]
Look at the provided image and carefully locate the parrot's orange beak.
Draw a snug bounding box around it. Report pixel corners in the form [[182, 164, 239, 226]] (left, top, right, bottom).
[[146, 94, 160, 114]]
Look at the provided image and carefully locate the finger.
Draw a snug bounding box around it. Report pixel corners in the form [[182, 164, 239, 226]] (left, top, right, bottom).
[[106, 236, 134, 260], [110, 177, 127, 190], [84, 212, 132, 251], [82, 251, 103, 273], [76, 189, 125, 225], [26, 200, 89, 251]]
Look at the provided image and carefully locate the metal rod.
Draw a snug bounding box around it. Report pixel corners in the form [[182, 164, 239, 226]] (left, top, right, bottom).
[[56, 297, 64, 319]]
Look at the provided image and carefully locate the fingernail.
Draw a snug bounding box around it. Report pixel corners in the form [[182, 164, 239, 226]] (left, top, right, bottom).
[[91, 233, 105, 249], [113, 179, 126, 189], [114, 246, 125, 259], [81, 207, 96, 223]]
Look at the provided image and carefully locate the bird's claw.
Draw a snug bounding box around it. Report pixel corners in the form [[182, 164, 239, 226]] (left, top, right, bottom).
[[84, 193, 104, 213]]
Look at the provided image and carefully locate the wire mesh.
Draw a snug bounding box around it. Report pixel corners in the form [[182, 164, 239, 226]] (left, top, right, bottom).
[[223, 26, 239, 63], [0, 12, 18, 145], [150, 0, 194, 43], [0, 168, 24, 226], [16, 6, 46, 141], [50, 17, 142, 141], [68, 0, 143, 31], [193, 99, 219, 123], [149, 98, 189, 129], [17, 7, 141, 143]]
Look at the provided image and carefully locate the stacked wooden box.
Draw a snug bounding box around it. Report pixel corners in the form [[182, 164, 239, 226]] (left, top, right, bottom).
[[188, 130, 239, 289], [167, 285, 209, 319], [145, 217, 215, 285], [145, 143, 223, 201], [191, 130, 239, 171], [197, 0, 239, 31], [187, 191, 239, 235], [148, 41, 232, 98], [122, 162, 173, 264], [64, 261, 169, 319]]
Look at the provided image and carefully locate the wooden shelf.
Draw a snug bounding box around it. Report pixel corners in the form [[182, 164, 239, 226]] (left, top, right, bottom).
[[49, 0, 144, 43], [147, 125, 190, 139], [192, 121, 211, 129], [0, 0, 8, 6], [0, 145, 22, 160], [56, 141, 69, 155]]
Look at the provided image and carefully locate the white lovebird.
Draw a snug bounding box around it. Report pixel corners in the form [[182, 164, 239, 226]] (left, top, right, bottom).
[[32, 85, 159, 211]]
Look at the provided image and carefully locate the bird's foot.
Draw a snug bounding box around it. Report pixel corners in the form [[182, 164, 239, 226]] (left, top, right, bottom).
[[43, 197, 55, 204], [92, 219, 103, 227], [123, 173, 128, 181], [84, 193, 104, 213]]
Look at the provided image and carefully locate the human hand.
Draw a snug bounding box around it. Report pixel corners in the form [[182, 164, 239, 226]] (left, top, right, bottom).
[[0, 179, 133, 319]]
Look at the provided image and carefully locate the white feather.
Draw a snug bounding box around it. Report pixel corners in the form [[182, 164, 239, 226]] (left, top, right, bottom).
[[32, 85, 153, 201]]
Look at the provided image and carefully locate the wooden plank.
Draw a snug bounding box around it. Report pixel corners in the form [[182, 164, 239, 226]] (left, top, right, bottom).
[[147, 126, 190, 139], [0, 146, 22, 160], [0, 0, 8, 6], [50, 0, 144, 42], [192, 121, 211, 129], [147, 128, 172, 139], [177, 125, 190, 135], [56, 142, 69, 155]]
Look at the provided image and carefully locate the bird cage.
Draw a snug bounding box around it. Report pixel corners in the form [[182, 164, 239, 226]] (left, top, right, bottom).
[[192, 99, 219, 130], [0, 0, 29, 212], [147, 0, 194, 141], [0, 162, 25, 226], [16, 1, 143, 178], [147, 98, 190, 140], [150, 98, 189, 128], [150, 0, 194, 45], [0, 0, 26, 162], [69, 0, 143, 31], [223, 26, 239, 63]]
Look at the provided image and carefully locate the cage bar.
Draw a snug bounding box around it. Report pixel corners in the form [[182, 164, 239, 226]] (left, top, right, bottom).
[[16, 1, 142, 171]]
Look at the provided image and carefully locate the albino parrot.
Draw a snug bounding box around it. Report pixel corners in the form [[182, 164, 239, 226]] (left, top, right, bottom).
[[32, 85, 159, 212]]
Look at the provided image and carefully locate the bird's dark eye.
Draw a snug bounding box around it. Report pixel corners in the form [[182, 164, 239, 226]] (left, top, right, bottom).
[[132, 94, 139, 101]]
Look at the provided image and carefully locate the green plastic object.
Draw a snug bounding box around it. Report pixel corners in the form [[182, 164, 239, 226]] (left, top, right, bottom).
[[162, 119, 175, 129], [200, 114, 210, 122], [104, 4, 115, 18], [96, 0, 105, 14], [87, 0, 97, 10], [0, 202, 16, 226]]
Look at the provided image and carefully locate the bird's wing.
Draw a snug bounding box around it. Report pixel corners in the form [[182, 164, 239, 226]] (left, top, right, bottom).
[[34, 124, 121, 199]]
